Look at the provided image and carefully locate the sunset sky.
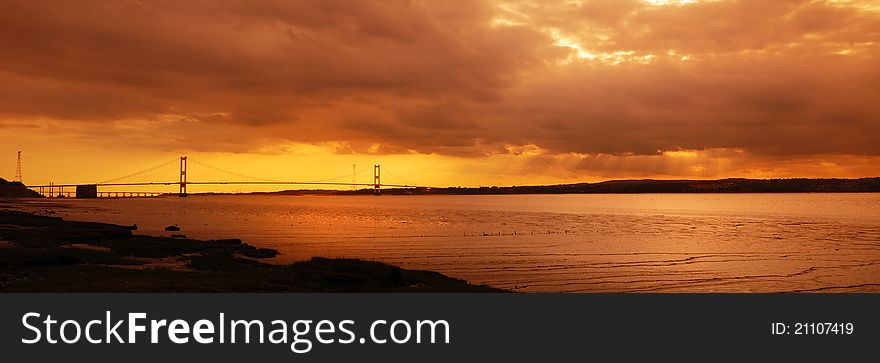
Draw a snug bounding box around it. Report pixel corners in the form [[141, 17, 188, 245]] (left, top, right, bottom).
[[2, 0, 879, 191]]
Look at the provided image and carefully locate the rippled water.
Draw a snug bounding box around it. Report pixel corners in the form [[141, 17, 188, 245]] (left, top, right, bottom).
[[8, 194, 880, 292]]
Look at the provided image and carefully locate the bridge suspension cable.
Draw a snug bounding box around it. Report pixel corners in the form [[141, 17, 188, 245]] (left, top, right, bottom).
[[188, 158, 280, 182], [98, 158, 179, 184], [190, 158, 379, 186], [381, 166, 417, 186], [302, 166, 374, 184], [33, 156, 430, 192]]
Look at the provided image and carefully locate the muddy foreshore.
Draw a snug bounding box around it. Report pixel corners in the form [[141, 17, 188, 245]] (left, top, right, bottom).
[[0, 210, 500, 292]]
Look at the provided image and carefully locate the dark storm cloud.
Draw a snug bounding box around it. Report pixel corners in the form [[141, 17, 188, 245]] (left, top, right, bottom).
[[0, 0, 878, 159]]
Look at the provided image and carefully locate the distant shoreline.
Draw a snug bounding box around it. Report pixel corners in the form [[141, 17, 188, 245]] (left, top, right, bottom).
[[5, 177, 880, 198], [194, 177, 880, 196]]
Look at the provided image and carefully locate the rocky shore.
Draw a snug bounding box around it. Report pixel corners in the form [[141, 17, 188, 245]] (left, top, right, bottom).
[[0, 210, 499, 292]]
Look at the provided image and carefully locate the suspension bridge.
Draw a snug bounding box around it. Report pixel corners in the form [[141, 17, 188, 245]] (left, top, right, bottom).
[[25, 156, 425, 198]]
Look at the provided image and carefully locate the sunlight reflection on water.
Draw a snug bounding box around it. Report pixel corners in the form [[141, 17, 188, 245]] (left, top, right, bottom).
[[13, 194, 880, 292]]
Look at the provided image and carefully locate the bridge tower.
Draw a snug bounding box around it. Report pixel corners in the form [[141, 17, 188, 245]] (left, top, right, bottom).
[[179, 156, 187, 197], [373, 165, 381, 195], [14, 151, 22, 183]]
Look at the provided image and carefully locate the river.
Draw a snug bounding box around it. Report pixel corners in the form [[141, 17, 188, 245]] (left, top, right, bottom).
[[9, 193, 880, 292]]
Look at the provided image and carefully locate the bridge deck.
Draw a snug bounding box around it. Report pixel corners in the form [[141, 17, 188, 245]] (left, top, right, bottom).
[[28, 181, 422, 188]]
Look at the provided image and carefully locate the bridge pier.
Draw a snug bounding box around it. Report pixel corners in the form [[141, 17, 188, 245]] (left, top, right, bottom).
[[75, 185, 98, 198]]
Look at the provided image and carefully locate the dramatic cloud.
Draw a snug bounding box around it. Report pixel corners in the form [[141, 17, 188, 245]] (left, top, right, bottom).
[[2, 0, 879, 183]]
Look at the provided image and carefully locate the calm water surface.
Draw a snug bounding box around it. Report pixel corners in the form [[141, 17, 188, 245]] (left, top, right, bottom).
[[10, 194, 880, 292]]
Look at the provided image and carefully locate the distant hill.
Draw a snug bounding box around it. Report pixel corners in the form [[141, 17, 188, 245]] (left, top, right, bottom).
[[0, 178, 42, 198], [198, 177, 880, 196], [329, 177, 880, 195]]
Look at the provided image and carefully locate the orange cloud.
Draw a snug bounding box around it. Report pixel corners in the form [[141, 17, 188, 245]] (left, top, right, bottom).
[[1, 0, 879, 185]]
